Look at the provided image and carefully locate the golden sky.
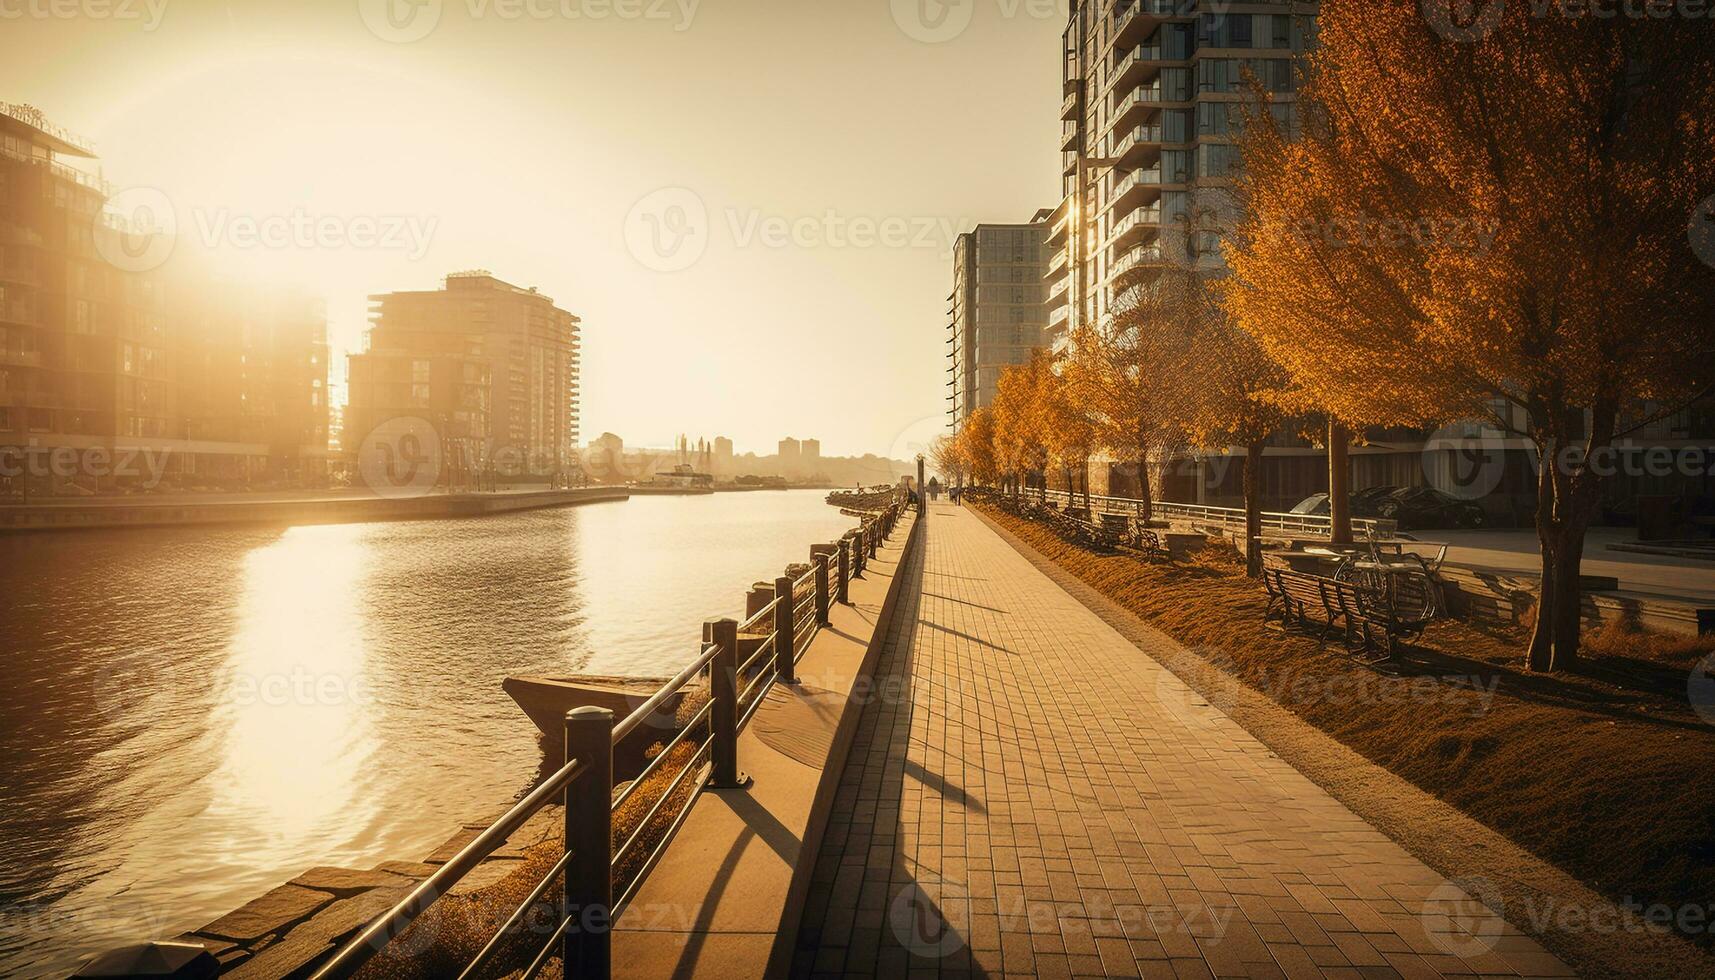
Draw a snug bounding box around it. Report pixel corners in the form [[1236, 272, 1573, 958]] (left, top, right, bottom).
[[2, 0, 1062, 457]]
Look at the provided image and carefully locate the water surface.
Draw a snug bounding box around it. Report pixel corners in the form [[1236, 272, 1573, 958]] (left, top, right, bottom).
[[0, 490, 854, 978]]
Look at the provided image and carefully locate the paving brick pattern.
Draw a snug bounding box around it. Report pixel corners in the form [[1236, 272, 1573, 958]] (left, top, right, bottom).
[[793, 504, 1574, 979]]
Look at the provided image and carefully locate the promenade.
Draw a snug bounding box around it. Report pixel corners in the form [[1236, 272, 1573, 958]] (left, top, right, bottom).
[[793, 503, 1572, 979]]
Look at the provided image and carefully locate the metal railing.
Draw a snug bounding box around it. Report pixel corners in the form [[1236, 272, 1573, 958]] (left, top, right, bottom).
[[311, 501, 904, 980], [1032, 487, 1398, 537]]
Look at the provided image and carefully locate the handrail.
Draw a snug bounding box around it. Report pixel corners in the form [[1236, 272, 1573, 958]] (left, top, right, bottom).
[[313, 755, 591, 979], [312, 500, 904, 980], [1032, 487, 1398, 537], [613, 641, 720, 744]]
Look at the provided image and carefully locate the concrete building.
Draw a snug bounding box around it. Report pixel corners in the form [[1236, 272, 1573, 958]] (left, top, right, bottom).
[[1046, 2, 1320, 352], [1, 104, 169, 473], [946, 214, 1053, 428], [354, 271, 580, 480], [1, 102, 330, 491], [801, 438, 820, 462], [778, 437, 801, 476], [169, 278, 331, 483]]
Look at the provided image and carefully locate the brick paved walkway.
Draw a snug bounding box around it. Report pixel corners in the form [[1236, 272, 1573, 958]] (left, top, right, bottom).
[[793, 503, 1573, 979]]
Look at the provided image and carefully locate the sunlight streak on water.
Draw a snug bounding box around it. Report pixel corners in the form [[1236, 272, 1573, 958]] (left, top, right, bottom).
[[0, 491, 854, 978]]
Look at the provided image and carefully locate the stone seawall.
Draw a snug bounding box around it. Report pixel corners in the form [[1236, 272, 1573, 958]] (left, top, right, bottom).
[[0, 487, 631, 533]]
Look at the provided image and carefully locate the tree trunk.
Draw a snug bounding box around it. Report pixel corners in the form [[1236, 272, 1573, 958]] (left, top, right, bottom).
[[1082, 461, 1092, 512], [1526, 407, 1614, 672], [1244, 441, 1265, 578], [1328, 419, 1352, 544], [1137, 456, 1154, 524]]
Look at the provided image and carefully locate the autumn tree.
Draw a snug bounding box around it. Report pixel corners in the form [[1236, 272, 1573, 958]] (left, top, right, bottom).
[[955, 407, 999, 488], [1064, 277, 1196, 522], [991, 355, 1050, 501], [1224, 0, 1715, 670], [1037, 353, 1098, 510]]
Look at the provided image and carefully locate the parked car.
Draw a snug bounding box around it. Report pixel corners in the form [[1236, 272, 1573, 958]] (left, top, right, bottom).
[[1287, 486, 1402, 519], [1288, 485, 1485, 530], [1373, 486, 1488, 530]]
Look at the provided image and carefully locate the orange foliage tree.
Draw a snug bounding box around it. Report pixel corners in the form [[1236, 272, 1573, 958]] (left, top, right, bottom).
[[1224, 0, 1715, 670]]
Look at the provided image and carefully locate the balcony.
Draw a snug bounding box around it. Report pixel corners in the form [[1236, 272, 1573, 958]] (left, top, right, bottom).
[[1107, 165, 1164, 215], [1047, 247, 1069, 274], [1111, 0, 1189, 49], [1061, 119, 1081, 152], [1061, 88, 1080, 121], [1047, 302, 1072, 328], [1109, 242, 1165, 281], [1106, 204, 1162, 251], [1108, 123, 1162, 168], [1048, 275, 1070, 302], [1046, 207, 1073, 246], [1108, 45, 1158, 94]]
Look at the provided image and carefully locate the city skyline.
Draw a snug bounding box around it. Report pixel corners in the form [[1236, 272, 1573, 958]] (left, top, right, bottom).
[[0, 0, 1064, 458]]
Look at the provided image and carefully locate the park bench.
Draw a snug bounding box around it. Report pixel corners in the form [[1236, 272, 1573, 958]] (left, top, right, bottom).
[[1263, 567, 1425, 660]]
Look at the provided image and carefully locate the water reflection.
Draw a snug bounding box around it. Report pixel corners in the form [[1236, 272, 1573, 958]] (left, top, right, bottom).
[[0, 490, 852, 978]]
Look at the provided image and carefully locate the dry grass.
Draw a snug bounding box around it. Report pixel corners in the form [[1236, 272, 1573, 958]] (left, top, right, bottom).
[[973, 501, 1715, 948], [355, 739, 705, 980]]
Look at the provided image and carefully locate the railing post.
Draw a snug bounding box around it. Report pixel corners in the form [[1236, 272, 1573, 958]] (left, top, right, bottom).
[[564, 706, 613, 979], [851, 528, 866, 578], [774, 575, 797, 684], [813, 553, 831, 626], [707, 618, 749, 789], [836, 538, 850, 604]]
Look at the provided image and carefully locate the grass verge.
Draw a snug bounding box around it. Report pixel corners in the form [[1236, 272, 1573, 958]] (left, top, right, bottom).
[[971, 499, 1715, 951]]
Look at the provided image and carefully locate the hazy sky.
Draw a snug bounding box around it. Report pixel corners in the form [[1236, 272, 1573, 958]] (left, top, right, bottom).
[[2, 0, 1063, 457]]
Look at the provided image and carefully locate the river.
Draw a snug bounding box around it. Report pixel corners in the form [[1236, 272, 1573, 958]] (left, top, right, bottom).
[[0, 490, 857, 978]]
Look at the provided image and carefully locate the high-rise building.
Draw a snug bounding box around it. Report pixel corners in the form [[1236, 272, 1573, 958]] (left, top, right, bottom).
[[2, 103, 330, 489], [801, 438, 820, 461], [169, 277, 331, 482], [1046, 2, 1320, 352], [354, 271, 581, 478], [947, 214, 1052, 428], [1, 103, 171, 464]]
